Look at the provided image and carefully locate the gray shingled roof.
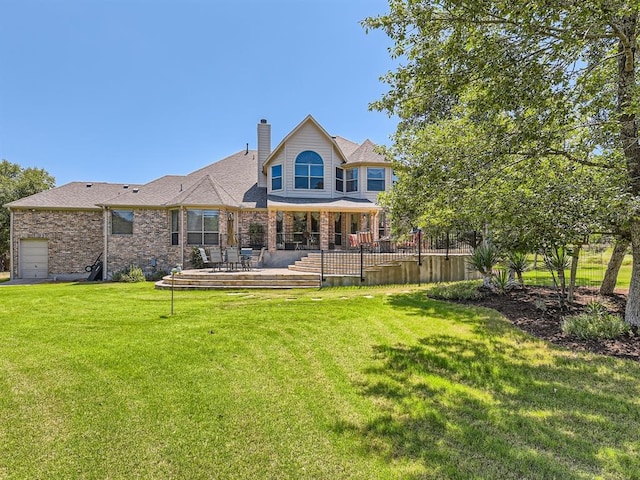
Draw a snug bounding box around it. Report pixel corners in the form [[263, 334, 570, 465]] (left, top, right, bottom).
[[333, 136, 360, 159], [167, 175, 237, 207], [6, 125, 380, 210], [345, 139, 388, 165], [4, 182, 140, 209]]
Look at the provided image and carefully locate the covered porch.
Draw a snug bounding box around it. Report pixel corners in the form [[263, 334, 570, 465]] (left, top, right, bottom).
[[265, 196, 385, 252]]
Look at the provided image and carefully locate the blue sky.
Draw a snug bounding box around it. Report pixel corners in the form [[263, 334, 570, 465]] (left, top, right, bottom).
[[1, 0, 398, 187]]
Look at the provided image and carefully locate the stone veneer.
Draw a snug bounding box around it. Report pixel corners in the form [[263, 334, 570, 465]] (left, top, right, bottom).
[[11, 209, 104, 278]]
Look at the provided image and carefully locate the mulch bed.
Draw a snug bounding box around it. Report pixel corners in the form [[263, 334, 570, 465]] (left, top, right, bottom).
[[454, 286, 640, 361]]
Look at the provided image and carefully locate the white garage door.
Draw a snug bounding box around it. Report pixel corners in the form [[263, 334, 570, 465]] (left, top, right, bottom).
[[20, 239, 49, 279]]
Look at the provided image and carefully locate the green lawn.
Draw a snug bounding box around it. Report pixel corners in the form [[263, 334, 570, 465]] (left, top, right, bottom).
[[522, 251, 632, 289], [1, 282, 639, 479]]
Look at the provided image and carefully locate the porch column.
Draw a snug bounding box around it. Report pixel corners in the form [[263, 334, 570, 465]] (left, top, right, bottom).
[[320, 210, 329, 250], [219, 209, 228, 248], [371, 211, 380, 240], [268, 210, 277, 253]]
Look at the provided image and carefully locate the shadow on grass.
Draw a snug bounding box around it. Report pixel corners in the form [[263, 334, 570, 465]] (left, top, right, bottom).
[[334, 291, 640, 479]]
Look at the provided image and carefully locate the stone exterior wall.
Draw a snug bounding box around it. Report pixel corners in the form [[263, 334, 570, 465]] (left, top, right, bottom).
[[238, 210, 269, 247], [11, 209, 104, 278], [106, 208, 181, 277]]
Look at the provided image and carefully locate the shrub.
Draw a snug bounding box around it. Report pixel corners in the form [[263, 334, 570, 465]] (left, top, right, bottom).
[[466, 244, 501, 289], [427, 281, 484, 301], [146, 270, 168, 282], [492, 268, 512, 294], [112, 265, 146, 283], [505, 251, 529, 286], [562, 304, 630, 340]]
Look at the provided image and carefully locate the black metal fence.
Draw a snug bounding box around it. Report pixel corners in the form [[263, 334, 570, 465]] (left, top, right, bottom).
[[320, 232, 475, 281]]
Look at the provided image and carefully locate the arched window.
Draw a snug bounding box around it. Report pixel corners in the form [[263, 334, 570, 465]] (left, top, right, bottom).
[[294, 151, 324, 189]]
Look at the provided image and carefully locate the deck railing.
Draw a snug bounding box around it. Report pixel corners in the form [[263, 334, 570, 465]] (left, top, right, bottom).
[[320, 233, 474, 282]]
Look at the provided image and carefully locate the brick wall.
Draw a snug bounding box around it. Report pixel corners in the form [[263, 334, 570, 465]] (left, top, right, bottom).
[[106, 208, 181, 276], [11, 209, 104, 278]]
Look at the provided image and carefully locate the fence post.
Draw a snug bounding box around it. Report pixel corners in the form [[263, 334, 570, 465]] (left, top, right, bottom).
[[321, 250, 325, 284], [360, 244, 364, 282], [445, 231, 450, 260]]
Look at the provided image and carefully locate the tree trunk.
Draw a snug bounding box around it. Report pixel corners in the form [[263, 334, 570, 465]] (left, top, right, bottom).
[[616, 15, 640, 325], [567, 245, 580, 303], [626, 220, 640, 325], [600, 238, 629, 295]]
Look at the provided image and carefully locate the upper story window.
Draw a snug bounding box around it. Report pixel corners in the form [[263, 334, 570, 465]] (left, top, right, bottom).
[[346, 169, 358, 192], [367, 168, 385, 191], [112, 210, 133, 235], [271, 164, 282, 190], [187, 209, 219, 245], [295, 150, 324, 189], [335, 167, 343, 192]]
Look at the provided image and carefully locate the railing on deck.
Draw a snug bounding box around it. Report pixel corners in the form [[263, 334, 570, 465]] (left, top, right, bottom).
[[321, 233, 474, 282]]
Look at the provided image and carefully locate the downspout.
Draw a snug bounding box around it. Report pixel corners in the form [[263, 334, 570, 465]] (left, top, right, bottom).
[[103, 207, 109, 279], [9, 209, 14, 280], [180, 207, 185, 268]]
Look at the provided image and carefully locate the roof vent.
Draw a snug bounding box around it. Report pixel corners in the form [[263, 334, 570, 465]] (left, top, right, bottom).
[[86, 183, 92, 188], [133, 188, 139, 193], [260, 118, 267, 124], [123, 185, 129, 189]]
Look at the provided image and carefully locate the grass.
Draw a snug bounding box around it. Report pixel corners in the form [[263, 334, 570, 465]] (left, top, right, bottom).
[[1, 282, 639, 479], [522, 249, 632, 289], [0, 272, 9, 283]]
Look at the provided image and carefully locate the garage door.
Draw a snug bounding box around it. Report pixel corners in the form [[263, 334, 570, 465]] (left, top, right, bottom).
[[20, 239, 49, 279]]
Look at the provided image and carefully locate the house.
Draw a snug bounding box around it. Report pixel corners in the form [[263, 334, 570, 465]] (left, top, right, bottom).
[[5, 115, 394, 280]]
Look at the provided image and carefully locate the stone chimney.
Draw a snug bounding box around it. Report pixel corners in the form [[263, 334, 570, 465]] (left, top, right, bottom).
[[257, 118, 271, 188]]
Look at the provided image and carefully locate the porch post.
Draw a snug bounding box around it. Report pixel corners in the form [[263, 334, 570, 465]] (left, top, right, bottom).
[[219, 209, 228, 248], [372, 210, 380, 240], [320, 210, 329, 250], [268, 209, 277, 253]]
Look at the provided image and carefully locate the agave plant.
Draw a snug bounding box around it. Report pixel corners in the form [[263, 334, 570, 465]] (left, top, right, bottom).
[[506, 251, 530, 286], [467, 244, 501, 289], [543, 246, 572, 308]]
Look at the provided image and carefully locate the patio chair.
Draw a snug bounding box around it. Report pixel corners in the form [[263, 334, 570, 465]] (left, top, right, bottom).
[[348, 234, 359, 250], [357, 231, 380, 252], [225, 247, 241, 271], [198, 247, 219, 270], [207, 247, 224, 271], [240, 248, 253, 271]]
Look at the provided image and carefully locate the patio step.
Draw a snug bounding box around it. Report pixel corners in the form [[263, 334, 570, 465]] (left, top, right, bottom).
[[154, 268, 320, 290]]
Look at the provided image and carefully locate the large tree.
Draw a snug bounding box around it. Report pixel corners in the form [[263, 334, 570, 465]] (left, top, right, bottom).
[[0, 160, 55, 270], [364, 1, 640, 324]]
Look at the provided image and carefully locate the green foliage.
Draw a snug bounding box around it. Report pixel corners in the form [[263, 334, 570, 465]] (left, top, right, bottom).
[[363, 1, 640, 321], [543, 247, 571, 275], [563, 307, 630, 340], [491, 268, 512, 294], [467, 244, 500, 289], [0, 159, 55, 270], [466, 244, 500, 276], [426, 280, 483, 300], [111, 265, 146, 283], [191, 247, 204, 269], [145, 269, 168, 282], [505, 251, 529, 285]]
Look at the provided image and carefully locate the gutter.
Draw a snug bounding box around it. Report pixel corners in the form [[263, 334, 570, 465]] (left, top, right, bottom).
[[9, 209, 14, 280], [103, 207, 108, 279]]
